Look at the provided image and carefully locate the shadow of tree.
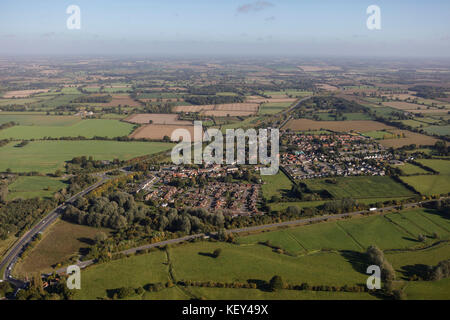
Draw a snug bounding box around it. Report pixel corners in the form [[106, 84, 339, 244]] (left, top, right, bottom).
[[247, 279, 271, 292], [400, 264, 431, 280], [340, 250, 368, 275]]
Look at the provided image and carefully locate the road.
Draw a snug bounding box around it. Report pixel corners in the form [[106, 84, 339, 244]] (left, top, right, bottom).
[[52, 197, 441, 276], [0, 174, 112, 288], [277, 96, 311, 129]]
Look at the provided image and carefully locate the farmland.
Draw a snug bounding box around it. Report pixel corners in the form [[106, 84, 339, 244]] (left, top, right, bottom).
[[0, 140, 173, 173], [0, 119, 135, 139], [283, 119, 392, 133], [69, 207, 450, 300], [7, 176, 67, 200], [305, 176, 415, 200], [129, 124, 196, 141]]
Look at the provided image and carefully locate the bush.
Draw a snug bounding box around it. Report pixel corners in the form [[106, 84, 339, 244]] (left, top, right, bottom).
[[269, 275, 284, 291], [213, 248, 222, 258]]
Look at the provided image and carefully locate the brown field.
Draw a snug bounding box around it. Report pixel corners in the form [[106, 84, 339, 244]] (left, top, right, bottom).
[[298, 65, 342, 72], [246, 96, 296, 104], [378, 130, 440, 148], [2, 89, 49, 98], [130, 124, 198, 141], [283, 119, 392, 133], [317, 84, 339, 91], [14, 220, 111, 275], [174, 103, 259, 116], [102, 94, 141, 107], [124, 113, 192, 125], [139, 98, 183, 103]]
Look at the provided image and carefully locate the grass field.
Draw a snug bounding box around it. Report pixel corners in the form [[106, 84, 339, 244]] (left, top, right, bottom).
[[0, 140, 173, 173], [260, 171, 292, 199], [14, 220, 112, 276], [398, 163, 429, 175], [305, 176, 415, 199], [7, 176, 67, 200], [401, 175, 450, 196], [66, 209, 450, 299], [424, 125, 450, 136], [0, 113, 80, 126], [259, 102, 292, 115], [0, 119, 135, 139], [62, 207, 450, 300], [399, 159, 450, 196]]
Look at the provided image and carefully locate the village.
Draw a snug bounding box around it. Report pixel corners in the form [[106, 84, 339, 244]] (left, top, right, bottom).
[[281, 132, 392, 180]]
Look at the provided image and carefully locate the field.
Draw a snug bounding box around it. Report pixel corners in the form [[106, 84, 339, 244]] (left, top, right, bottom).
[[399, 159, 450, 195], [70, 207, 450, 300], [397, 163, 429, 175], [0, 140, 173, 173], [259, 102, 293, 115], [424, 125, 450, 136], [0, 113, 80, 126], [14, 220, 112, 276], [129, 124, 196, 141], [401, 175, 450, 196], [305, 176, 415, 199], [378, 130, 439, 148], [173, 103, 259, 116], [0, 119, 135, 139], [260, 171, 292, 199], [2, 89, 49, 98], [100, 94, 141, 107], [7, 176, 67, 200], [124, 113, 191, 125], [363, 130, 395, 140], [283, 119, 391, 133]]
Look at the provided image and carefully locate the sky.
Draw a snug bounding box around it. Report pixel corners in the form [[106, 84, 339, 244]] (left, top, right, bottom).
[[0, 0, 449, 57]]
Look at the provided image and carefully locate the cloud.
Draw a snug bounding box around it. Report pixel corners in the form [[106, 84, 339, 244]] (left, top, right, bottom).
[[237, 1, 274, 14]]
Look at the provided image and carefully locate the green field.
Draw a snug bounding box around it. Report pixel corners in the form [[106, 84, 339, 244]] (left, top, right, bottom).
[[401, 175, 449, 196], [363, 130, 395, 140], [398, 163, 429, 175], [424, 125, 450, 136], [259, 102, 292, 115], [70, 207, 450, 300], [0, 119, 135, 139], [415, 159, 450, 174], [0, 113, 81, 126], [0, 140, 173, 173], [305, 176, 415, 199], [261, 171, 293, 199], [315, 113, 372, 121], [7, 176, 67, 200]]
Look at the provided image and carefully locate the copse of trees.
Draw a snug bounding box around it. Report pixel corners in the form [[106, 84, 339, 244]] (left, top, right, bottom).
[[184, 95, 244, 105], [366, 245, 396, 281]]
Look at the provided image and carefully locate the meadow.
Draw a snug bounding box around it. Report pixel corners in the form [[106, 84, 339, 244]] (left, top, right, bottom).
[[0, 119, 135, 139], [400, 159, 450, 195], [305, 176, 415, 199], [0, 140, 173, 173], [7, 176, 67, 200], [68, 207, 450, 300], [260, 171, 293, 200]]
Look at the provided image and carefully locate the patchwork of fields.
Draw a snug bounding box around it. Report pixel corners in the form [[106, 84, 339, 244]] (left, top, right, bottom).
[[67, 208, 450, 300]]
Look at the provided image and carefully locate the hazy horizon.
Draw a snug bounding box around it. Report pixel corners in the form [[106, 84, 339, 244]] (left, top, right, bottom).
[[1, 0, 449, 57]]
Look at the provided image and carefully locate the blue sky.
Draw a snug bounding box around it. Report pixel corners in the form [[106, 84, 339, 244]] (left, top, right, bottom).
[[0, 0, 449, 56]]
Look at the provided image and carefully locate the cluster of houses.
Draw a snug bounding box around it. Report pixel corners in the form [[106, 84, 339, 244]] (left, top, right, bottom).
[[134, 165, 262, 216], [281, 133, 391, 180]]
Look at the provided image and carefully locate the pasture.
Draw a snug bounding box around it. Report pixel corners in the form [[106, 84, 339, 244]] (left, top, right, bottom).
[[69, 207, 450, 300], [7, 176, 67, 200], [283, 119, 391, 133], [305, 176, 415, 199], [0, 140, 173, 173], [0, 119, 135, 139]]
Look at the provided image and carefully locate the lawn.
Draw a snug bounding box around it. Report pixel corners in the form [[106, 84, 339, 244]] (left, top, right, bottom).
[[0, 140, 174, 173], [305, 176, 415, 199], [260, 171, 293, 200], [7, 176, 67, 200], [0, 119, 135, 139]]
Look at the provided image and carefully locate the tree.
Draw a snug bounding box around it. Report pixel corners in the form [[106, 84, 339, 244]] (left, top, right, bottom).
[[269, 275, 284, 291], [213, 248, 222, 258], [94, 232, 108, 243]]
